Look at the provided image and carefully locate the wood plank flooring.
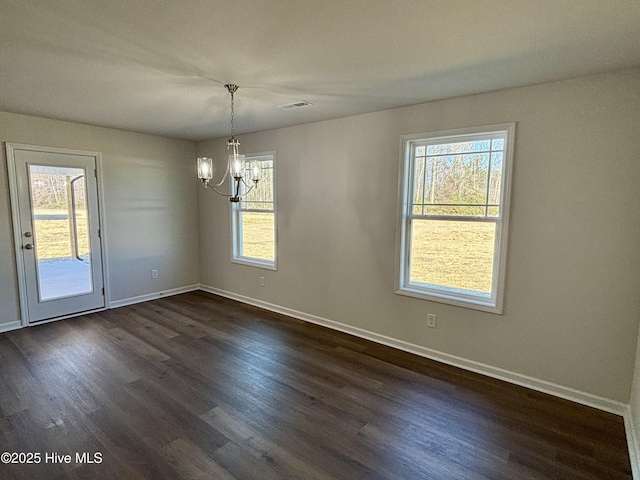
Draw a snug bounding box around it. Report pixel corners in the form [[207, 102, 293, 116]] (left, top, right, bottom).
[[0, 291, 632, 479]]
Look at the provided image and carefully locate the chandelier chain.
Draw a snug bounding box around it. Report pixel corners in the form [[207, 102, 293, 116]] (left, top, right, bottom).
[[225, 84, 239, 141], [230, 89, 235, 139]]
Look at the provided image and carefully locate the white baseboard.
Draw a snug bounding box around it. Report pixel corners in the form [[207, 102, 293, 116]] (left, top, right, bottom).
[[0, 320, 22, 333], [199, 284, 627, 417], [625, 408, 640, 479], [109, 284, 200, 309]]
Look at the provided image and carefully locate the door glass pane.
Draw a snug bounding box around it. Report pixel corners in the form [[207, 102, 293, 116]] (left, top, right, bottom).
[[29, 165, 93, 301]]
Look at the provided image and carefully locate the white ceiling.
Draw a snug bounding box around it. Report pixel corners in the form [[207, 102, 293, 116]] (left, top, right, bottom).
[[1, 0, 639, 141]]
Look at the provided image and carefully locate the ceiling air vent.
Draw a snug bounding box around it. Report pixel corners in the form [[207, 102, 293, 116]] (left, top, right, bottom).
[[278, 100, 313, 110]]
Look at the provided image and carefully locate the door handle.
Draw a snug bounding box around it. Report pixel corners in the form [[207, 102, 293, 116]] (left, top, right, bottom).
[[24, 244, 34, 250]]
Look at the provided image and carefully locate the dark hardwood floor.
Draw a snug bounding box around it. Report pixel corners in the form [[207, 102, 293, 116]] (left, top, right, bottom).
[[0, 291, 632, 479]]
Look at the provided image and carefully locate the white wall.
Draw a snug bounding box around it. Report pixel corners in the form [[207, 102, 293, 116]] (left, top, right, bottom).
[[0, 111, 199, 327], [198, 69, 640, 403]]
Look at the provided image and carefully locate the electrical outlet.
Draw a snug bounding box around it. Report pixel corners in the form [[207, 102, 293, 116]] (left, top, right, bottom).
[[427, 313, 437, 329], [259, 276, 265, 287], [152, 269, 158, 279]]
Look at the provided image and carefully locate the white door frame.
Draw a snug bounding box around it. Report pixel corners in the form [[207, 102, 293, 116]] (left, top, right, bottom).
[[6, 143, 110, 326]]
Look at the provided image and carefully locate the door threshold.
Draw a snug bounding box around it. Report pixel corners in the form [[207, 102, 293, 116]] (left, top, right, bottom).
[[28, 306, 107, 327]]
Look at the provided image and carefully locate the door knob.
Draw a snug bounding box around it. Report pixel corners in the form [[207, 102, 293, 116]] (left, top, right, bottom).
[[24, 244, 34, 250], [24, 231, 32, 238]]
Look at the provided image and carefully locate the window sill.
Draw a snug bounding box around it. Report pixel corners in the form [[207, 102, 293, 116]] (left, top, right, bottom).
[[231, 257, 277, 271], [395, 286, 503, 314]]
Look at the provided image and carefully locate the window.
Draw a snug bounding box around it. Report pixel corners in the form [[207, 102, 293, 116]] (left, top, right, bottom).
[[232, 152, 276, 269], [396, 124, 515, 313]]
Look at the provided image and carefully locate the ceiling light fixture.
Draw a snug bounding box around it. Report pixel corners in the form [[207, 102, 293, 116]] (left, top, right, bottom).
[[197, 84, 260, 202]]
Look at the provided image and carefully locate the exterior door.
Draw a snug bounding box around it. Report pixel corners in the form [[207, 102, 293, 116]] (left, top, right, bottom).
[[7, 144, 105, 324]]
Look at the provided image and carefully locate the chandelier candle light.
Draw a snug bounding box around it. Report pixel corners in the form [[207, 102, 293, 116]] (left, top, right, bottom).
[[197, 84, 260, 202]]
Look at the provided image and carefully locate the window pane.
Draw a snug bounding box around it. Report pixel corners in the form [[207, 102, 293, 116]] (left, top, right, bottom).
[[426, 140, 491, 156], [241, 159, 273, 209], [491, 138, 504, 150], [489, 152, 503, 205], [421, 153, 490, 206], [413, 156, 426, 205], [409, 219, 496, 296], [240, 211, 275, 261]]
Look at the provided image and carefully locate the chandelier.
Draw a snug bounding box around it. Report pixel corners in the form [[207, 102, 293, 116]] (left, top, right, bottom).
[[197, 84, 260, 202]]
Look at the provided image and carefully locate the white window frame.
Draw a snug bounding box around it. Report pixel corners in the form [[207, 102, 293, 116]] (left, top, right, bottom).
[[395, 123, 515, 313], [231, 151, 277, 270]]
